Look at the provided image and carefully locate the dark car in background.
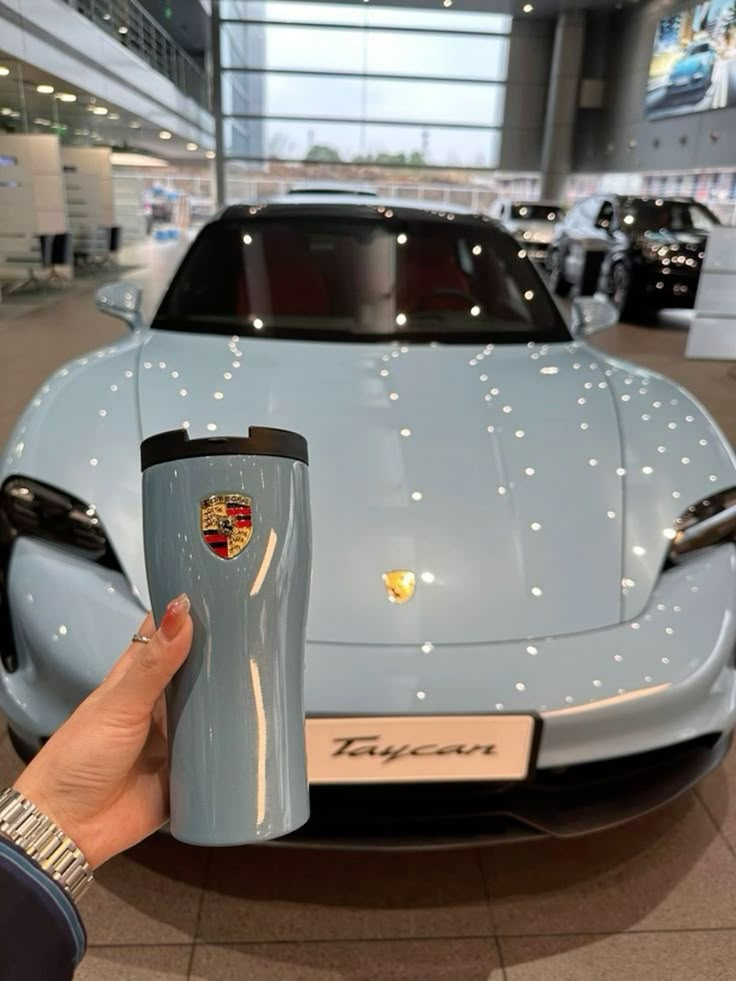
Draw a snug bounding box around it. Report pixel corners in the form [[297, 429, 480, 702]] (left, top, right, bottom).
[[546, 195, 720, 321], [666, 40, 716, 101]]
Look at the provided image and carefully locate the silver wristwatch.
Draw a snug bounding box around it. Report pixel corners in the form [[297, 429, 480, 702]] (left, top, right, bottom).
[[0, 787, 93, 903]]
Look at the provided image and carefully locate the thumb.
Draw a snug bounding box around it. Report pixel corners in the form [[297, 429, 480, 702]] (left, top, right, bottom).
[[107, 594, 193, 719]]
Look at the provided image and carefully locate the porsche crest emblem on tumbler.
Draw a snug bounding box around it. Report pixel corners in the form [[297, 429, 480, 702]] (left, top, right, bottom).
[[200, 494, 253, 559], [383, 570, 416, 604]]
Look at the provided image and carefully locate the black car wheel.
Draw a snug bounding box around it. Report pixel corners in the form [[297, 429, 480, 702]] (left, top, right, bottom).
[[610, 262, 657, 325], [611, 262, 629, 310], [547, 248, 571, 298]]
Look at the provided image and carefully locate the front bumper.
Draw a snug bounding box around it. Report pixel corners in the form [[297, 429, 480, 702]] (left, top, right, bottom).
[[3, 540, 736, 837], [293, 731, 730, 845]]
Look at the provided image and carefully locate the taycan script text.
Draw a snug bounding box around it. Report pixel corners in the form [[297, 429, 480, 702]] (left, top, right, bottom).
[[331, 735, 498, 764]]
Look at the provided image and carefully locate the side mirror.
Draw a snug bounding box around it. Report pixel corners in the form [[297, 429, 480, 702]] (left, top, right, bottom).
[[570, 295, 619, 338], [96, 282, 145, 331]]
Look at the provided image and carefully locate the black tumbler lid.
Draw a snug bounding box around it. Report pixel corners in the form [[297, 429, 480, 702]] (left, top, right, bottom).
[[141, 426, 309, 471]]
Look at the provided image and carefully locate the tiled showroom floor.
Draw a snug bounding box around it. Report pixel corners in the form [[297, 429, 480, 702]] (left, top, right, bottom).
[[2, 243, 736, 979]]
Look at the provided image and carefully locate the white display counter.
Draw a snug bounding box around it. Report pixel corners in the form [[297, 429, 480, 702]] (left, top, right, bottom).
[[0, 134, 69, 289], [686, 226, 736, 361]]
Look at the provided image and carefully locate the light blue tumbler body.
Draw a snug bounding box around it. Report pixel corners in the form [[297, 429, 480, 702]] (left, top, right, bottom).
[[140, 427, 311, 846]]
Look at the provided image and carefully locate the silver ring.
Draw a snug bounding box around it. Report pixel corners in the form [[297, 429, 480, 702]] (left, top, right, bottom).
[[131, 633, 151, 644]]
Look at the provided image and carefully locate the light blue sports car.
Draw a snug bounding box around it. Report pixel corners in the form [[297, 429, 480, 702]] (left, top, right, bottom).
[[667, 40, 716, 99], [1, 196, 735, 844]]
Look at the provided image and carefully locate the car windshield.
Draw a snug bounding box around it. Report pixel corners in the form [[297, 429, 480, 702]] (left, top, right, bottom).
[[152, 211, 569, 344], [511, 204, 563, 222], [688, 42, 710, 54], [620, 199, 718, 233]]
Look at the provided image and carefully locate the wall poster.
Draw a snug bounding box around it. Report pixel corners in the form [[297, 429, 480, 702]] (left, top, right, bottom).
[[646, 1, 736, 119]]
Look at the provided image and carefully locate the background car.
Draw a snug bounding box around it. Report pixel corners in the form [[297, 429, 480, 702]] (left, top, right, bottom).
[[666, 40, 716, 100], [489, 198, 565, 263], [2, 197, 736, 845], [546, 194, 719, 321]]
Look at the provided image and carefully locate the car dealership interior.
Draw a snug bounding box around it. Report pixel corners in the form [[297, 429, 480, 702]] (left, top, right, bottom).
[[2, 0, 736, 977]]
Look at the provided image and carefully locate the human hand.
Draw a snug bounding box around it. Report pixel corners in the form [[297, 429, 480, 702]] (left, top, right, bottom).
[[13, 594, 193, 870]]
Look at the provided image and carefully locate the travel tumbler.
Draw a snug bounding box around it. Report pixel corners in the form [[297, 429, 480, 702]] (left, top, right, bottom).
[[140, 426, 311, 845]]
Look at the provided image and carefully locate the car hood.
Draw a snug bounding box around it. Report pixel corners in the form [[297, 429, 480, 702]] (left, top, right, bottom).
[[134, 332, 625, 644], [6, 334, 736, 647]]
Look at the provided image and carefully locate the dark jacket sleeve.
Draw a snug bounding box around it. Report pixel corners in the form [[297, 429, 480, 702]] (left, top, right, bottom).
[[0, 837, 86, 980]]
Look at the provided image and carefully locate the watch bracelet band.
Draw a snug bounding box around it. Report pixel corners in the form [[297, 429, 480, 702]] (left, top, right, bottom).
[[0, 787, 93, 903]]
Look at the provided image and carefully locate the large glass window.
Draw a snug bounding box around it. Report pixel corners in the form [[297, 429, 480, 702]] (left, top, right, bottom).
[[219, 1, 511, 171], [221, 0, 511, 32], [221, 23, 508, 80], [223, 73, 506, 128], [224, 119, 502, 169]]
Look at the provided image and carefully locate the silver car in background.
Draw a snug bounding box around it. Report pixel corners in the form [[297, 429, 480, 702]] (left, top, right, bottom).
[[490, 198, 566, 263]]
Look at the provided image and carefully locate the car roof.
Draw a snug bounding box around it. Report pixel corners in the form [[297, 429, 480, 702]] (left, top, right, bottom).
[[218, 196, 482, 220]]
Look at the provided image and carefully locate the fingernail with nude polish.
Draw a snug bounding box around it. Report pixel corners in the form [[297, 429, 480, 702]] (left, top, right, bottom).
[[161, 593, 191, 639]]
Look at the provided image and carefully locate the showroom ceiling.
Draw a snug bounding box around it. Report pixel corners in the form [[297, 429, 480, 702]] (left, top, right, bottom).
[[137, 0, 637, 56], [0, 54, 214, 161]]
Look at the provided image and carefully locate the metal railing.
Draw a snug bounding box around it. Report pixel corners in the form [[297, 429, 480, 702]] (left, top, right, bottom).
[[64, 0, 210, 108], [113, 173, 736, 231], [224, 177, 499, 213]]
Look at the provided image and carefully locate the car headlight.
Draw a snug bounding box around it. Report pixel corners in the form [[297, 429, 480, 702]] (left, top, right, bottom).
[[668, 488, 736, 562], [693, 71, 704, 80], [0, 476, 120, 569]]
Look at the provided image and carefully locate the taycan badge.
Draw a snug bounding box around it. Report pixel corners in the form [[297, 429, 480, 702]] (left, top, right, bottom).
[[201, 494, 253, 559], [383, 569, 416, 604]]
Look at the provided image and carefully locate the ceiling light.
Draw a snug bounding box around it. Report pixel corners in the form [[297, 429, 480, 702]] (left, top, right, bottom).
[[57, 92, 77, 102], [118, 25, 129, 34], [158, 130, 172, 140], [108, 112, 120, 120], [92, 106, 108, 115], [443, 0, 453, 6], [10, 110, 20, 118], [0, 108, 11, 116], [36, 84, 54, 94], [205, 150, 216, 159], [130, 120, 141, 128], [186, 142, 198, 151], [0, 67, 10, 77], [522, 2, 534, 9]]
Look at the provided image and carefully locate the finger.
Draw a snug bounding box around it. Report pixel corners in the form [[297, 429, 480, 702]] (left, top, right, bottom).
[[107, 594, 193, 718], [103, 611, 156, 687]]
